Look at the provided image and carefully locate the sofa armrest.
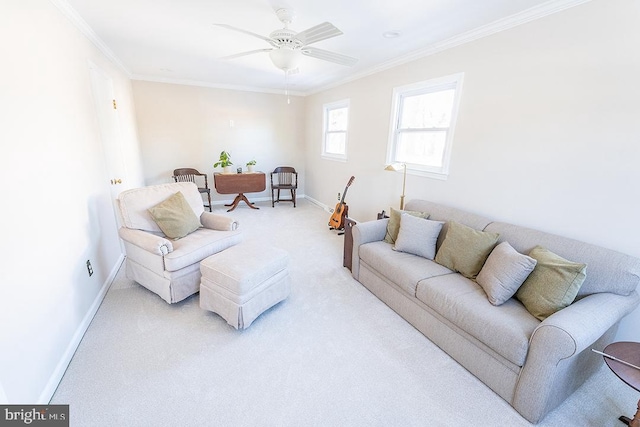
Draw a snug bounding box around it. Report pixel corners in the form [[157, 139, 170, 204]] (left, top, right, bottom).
[[513, 291, 640, 423], [351, 219, 388, 280], [118, 227, 173, 255], [200, 212, 239, 231], [537, 291, 639, 354]]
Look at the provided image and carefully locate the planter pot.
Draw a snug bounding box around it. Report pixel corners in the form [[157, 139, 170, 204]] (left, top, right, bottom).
[[223, 166, 233, 174], [247, 165, 255, 173]]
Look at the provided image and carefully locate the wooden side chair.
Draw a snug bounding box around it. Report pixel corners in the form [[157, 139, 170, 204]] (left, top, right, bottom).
[[173, 168, 212, 212], [270, 166, 298, 208]]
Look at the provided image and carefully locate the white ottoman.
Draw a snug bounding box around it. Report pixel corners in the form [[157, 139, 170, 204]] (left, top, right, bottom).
[[199, 242, 291, 329]]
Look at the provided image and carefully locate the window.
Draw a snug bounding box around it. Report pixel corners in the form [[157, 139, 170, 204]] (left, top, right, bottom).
[[387, 73, 464, 179], [322, 99, 349, 161]]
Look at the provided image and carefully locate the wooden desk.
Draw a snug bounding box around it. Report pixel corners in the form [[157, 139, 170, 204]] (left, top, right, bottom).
[[214, 172, 266, 212], [603, 342, 640, 427]]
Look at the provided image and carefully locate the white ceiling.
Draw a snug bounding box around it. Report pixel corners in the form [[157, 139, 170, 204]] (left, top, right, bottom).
[[60, 0, 586, 95]]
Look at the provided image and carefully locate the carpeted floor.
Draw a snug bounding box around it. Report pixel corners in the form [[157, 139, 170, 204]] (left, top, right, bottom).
[[51, 199, 638, 426]]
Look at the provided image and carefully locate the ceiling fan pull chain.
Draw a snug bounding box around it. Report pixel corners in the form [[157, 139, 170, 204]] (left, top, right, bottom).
[[285, 70, 290, 104]]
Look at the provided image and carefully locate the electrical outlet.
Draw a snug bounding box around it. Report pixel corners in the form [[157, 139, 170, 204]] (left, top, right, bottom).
[[86, 260, 93, 277], [337, 192, 341, 200]]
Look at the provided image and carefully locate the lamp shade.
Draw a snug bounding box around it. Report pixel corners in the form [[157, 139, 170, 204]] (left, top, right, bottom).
[[384, 163, 404, 172]]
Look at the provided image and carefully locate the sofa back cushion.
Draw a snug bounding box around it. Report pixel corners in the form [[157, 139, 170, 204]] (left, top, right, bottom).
[[405, 200, 492, 251], [118, 182, 205, 233], [485, 222, 640, 298]]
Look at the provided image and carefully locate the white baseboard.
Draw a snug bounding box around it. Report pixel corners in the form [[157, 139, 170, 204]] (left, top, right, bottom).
[[38, 254, 125, 404], [303, 195, 331, 212]]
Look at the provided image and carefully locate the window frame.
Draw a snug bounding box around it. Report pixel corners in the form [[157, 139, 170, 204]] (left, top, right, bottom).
[[386, 73, 464, 180], [321, 99, 350, 162]]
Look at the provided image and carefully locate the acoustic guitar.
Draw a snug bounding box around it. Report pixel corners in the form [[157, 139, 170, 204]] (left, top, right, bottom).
[[329, 176, 355, 230]]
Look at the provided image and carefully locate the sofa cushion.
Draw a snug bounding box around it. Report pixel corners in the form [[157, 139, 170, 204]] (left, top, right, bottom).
[[383, 207, 429, 244], [476, 242, 537, 306], [359, 241, 452, 296], [148, 191, 201, 239], [416, 273, 540, 366], [393, 214, 443, 260], [435, 221, 499, 279], [515, 246, 587, 321]]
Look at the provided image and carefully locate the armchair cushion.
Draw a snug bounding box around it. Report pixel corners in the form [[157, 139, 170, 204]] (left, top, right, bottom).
[[148, 191, 201, 239]]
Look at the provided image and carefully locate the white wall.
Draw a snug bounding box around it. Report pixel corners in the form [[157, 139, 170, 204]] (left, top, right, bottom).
[[132, 81, 306, 202], [305, 0, 640, 340], [0, 0, 143, 403]]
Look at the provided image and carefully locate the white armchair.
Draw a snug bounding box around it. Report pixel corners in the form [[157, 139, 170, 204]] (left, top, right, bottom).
[[117, 182, 242, 303]]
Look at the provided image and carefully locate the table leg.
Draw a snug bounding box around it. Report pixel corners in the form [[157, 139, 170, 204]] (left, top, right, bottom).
[[225, 193, 259, 212], [620, 399, 640, 427]]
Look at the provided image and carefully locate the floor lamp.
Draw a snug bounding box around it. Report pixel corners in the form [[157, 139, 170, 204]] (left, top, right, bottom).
[[384, 162, 407, 210]]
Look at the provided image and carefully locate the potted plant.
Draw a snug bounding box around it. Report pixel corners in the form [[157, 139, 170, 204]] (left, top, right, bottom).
[[214, 151, 233, 174], [246, 159, 257, 173]]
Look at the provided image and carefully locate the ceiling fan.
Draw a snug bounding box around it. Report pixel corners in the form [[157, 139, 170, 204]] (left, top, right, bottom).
[[214, 8, 358, 73]]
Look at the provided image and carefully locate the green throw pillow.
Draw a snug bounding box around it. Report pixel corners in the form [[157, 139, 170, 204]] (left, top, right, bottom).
[[434, 221, 499, 279], [383, 207, 429, 244], [148, 191, 201, 239], [515, 246, 587, 321]]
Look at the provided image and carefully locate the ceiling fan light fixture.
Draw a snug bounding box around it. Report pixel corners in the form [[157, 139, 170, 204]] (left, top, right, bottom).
[[269, 47, 302, 71]]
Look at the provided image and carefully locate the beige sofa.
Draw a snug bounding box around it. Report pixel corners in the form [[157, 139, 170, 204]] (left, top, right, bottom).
[[117, 182, 242, 303], [351, 200, 640, 423]]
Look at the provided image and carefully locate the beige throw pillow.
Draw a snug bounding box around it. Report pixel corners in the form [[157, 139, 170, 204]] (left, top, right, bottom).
[[383, 207, 429, 244], [434, 221, 499, 279], [515, 246, 587, 321], [476, 242, 537, 306], [148, 191, 201, 239], [393, 213, 444, 260]]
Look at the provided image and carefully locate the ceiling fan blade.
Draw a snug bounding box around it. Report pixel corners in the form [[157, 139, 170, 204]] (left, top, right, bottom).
[[302, 47, 358, 66], [219, 48, 273, 60], [294, 22, 342, 45], [213, 24, 275, 45]]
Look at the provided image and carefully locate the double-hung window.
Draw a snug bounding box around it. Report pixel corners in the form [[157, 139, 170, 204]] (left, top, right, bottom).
[[387, 73, 464, 179], [322, 99, 349, 161]]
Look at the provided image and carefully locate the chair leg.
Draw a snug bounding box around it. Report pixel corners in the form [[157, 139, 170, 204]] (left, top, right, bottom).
[[292, 189, 296, 207], [271, 188, 275, 208], [206, 191, 212, 212]]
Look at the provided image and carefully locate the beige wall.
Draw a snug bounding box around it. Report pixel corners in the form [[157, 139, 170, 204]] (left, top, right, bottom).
[[305, 0, 640, 340], [0, 0, 143, 403], [132, 81, 306, 202]]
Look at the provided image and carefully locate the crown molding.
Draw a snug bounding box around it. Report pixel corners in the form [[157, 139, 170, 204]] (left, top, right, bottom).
[[50, 0, 131, 76], [130, 74, 306, 97], [305, 0, 593, 96]]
